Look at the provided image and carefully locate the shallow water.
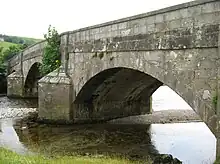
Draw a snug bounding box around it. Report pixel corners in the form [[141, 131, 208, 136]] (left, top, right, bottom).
[[0, 86, 217, 164]]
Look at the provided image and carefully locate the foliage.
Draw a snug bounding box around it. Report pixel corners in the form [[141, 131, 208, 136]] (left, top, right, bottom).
[[3, 45, 22, 61], [0, 148, 142, 164], [40, 25, 61, 75]]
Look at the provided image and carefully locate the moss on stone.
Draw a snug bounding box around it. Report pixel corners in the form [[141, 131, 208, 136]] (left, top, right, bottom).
[[92, 52, 97, 58], [99, 52, 104, 59], [212, 93, 218, 113]]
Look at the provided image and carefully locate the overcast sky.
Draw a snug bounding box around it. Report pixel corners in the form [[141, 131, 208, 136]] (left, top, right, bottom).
[[0, 0, 191, 39]]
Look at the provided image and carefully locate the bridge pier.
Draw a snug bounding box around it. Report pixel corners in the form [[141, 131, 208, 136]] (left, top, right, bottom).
[[38, 69, 73, 123], [7, 72, 24, 98]]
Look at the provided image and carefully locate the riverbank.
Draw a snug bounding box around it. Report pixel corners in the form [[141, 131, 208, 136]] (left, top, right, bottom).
[[0, 147, 183, 164]]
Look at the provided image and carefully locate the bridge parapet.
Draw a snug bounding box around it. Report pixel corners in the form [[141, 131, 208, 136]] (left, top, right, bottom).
[[23, 40, 46, 61], [8, 53, 22, 72]]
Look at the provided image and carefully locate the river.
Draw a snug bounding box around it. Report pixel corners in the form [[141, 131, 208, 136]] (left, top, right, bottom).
[[0, 86, 217, 164]]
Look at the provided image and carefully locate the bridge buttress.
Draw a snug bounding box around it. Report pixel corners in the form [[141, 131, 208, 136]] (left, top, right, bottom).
[[7, 52, 24, 98], [38, 68, 73, 123]]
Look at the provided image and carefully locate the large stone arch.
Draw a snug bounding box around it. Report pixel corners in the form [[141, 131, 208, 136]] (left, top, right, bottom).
[[71, 50, 217, 135], [74, 67, 163, 121], [23, 62, 42, 98]]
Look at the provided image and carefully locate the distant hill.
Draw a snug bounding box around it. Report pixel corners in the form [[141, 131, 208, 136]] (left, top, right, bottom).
[[0, 34, 42, 50]]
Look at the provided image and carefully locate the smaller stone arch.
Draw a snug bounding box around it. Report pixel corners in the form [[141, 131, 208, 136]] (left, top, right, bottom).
[[24, 62, 42, 98]]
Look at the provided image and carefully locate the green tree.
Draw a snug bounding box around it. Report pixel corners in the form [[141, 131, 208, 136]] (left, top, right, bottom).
[[3, 45, 21, 61], [0, 47, 3, 58], [40, 25, 61, 75]]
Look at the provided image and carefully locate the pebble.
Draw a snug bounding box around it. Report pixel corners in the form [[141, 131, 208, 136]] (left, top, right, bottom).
[[0, 107, 37, 119]]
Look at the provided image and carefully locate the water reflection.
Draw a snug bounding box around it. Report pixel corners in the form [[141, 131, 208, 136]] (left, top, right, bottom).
[[151, 123, 216, 164], [14, 121, 158, 159], [0, 118, 217, 164], [0, 119, 29, 154]]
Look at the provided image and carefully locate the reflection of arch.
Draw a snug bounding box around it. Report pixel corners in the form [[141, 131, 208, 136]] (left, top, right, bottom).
[[24, 62, 42, 98], [14, 123, 159, 158], [74, 67, 163, 121]]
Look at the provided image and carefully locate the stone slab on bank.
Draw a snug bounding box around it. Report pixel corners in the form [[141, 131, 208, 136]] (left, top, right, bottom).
[[108, 109, 201, 124]]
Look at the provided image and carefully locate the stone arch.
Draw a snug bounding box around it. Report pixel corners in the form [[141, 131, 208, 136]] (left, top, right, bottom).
[[24, 62, 42, 98], [72, 51, 217, 134], [74, 67, 163, 122]]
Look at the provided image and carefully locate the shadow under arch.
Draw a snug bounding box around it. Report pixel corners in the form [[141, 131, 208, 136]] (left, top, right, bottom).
[[74, 67, 163, 122], [24, 62, 42, 98]]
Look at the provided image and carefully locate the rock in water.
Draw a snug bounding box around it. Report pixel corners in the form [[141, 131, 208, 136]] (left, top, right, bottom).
[[153, 154, 182, 164]]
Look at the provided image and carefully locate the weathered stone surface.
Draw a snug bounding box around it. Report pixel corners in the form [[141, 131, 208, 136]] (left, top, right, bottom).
[[6, 0, 220, 141], [7, 72, 24, 97]]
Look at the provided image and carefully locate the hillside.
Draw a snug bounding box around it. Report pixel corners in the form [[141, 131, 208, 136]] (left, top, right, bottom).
[[0, 34, 42, 48], [0, 41, 18, 52]]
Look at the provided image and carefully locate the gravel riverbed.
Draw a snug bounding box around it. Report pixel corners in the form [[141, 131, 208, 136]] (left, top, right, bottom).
[[0, 106, 201, 124], [108, 109, 201, 124], [0, 108, 37, 119]]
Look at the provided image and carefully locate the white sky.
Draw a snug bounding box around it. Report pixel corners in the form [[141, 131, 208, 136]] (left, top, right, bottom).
[[0, 0, 191, 39]]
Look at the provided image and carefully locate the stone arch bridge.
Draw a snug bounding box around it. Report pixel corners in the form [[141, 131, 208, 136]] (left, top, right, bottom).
[[7, 0, 220, 149]]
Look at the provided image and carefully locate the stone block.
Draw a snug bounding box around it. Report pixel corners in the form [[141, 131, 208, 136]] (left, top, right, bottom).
[[38, 69, 73, 123]]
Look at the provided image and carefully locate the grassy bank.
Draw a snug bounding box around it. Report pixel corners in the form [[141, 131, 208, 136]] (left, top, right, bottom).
[[215, 158, 220, 164], [0, 148, 146, 164]]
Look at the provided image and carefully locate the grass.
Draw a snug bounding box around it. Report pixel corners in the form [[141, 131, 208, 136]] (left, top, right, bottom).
[[215, 158, 220, 164], [0, 148, 146, 164], [0, 41, 17, 51]]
